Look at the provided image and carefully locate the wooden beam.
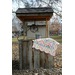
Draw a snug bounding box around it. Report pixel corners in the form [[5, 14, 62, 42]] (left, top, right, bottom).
[[17, 16, 50, 21]]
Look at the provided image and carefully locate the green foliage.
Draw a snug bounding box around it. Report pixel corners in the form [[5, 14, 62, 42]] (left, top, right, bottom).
[[50, 35, 62, 43]]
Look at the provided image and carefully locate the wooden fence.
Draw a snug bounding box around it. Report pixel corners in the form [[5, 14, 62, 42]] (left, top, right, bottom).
[[19, 40, 54, 70]]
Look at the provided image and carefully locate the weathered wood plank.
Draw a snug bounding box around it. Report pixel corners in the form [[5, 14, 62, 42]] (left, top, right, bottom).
[[28, 41, 33, 70], [23, 41, 30, 69], [32, 48, 34, 69], [19, 40, 23, 70], [34, 49, 40, 69], [44, 53, 49, 69], [40, 51, 45, 68], [26, 41, 29, 69], [22, 41, 27, 69], [48, 54, 54, 68]]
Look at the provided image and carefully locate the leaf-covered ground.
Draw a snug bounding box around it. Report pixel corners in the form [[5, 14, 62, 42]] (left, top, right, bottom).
[[12, 68, 62, 75]]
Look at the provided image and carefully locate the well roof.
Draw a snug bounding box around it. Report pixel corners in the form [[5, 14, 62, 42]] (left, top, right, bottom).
[[16, 7, 53, 21]]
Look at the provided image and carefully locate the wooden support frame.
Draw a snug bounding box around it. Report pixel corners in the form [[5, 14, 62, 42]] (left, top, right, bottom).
[[46, 18, 49, 38], [22, 21, 28, 39]]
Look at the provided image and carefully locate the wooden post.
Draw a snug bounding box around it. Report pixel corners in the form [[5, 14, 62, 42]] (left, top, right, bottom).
[[22, 40, 29, 69], [23, 21, 27, 39], [28, 41, 33, 70], [46, 19, 48, 38], [19, 40, 23, 70], [22, 41, 26, 69]]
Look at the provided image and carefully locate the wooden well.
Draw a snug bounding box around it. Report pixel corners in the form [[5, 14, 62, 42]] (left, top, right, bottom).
[[16, 7, 54, 70]]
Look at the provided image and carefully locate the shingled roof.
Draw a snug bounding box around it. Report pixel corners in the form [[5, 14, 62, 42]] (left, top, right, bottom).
[[16, 7, 53, 21], [16, 7, 53, 14]]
